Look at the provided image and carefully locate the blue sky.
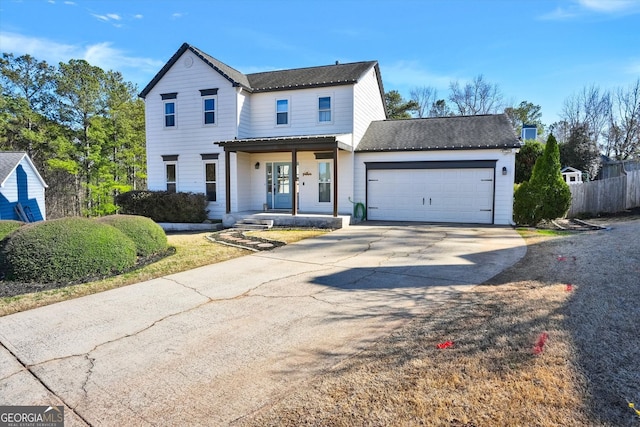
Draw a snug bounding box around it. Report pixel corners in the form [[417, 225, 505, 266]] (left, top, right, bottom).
[[1, 0, 639, 127]]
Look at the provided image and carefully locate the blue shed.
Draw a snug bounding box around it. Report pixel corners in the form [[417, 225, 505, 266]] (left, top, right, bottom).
[[0, 152, 48, 221]]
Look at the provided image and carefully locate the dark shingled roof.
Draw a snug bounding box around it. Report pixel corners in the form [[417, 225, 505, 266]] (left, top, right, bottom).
[[247, 61, 377, 92], [139, 43, 381, 99], [356, 114, 521, 152], [0, 151, 27, 185]]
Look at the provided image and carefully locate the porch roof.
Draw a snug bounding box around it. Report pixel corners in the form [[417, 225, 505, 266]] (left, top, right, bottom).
[[215, 134, 352, 153]]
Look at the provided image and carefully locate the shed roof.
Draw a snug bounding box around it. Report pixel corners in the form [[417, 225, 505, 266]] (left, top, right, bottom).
[[0, 151, 48, 188], [356, 114, 521, 152]]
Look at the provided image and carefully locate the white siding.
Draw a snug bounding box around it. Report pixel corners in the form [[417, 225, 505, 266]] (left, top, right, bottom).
[[0, 158, 46, 221], [354, 149, 517, 225], [353, 66, 386, 146], [237, 90, 251, 139], [144, 51, 237, 196], [244, 86, 354, 141]]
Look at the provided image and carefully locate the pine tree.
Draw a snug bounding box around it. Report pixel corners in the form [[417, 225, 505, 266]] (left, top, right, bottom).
[[513, 134, 572, 225]]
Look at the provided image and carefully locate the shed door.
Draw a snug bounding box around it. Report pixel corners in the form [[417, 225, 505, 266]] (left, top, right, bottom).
[[367, 168, 494, 224]]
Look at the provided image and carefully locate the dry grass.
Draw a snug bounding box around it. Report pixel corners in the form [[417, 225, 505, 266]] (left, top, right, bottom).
[[239, 222, 640, 427], [240, 279, 590, 426], [0, 232, 249, 316], [245, 228, 328, 243]]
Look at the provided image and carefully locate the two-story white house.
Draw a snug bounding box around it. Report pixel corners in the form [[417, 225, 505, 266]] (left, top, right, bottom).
[[140, 43, 520, 226]]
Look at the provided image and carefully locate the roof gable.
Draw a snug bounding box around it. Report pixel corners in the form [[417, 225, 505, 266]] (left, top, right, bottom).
[[139, 43, 381, 99], [0, 151, 48, 188], [139, 43, 251, 99], [356, 114, 521, 152]]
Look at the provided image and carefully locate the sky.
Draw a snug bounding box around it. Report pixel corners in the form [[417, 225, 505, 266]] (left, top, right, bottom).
[[0, 0, 639, 127]]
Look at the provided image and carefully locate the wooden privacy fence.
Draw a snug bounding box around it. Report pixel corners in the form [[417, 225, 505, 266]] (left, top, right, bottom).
[[567, 170, 640, 217]]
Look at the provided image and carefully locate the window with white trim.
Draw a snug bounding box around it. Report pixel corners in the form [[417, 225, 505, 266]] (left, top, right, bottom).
[[203, 97, 216, 125], [318, 96, 332, 123], [204, 161, 217, 201], [161, 93, 177, 128], [276, 99, 289, 125], [318, 161, 331, 202], [165, 162, 177, 193], [164, 101, 176, 127]]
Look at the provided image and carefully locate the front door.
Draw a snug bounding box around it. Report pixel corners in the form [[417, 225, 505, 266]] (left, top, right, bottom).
[[266, 162, 293, 209]]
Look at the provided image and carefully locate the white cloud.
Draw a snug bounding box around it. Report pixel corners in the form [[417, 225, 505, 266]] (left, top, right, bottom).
[[578, 0, 640, 12], [134, 14, 143, 19], [106, 13, 121, 20], [541, 0, 640, 19], [625, 59, 640, 75], [382, 60, 453, 92], [539, 6, 579, 20], [91, 13, 109, 22], [0, 32, 164, 87], [172, 12, 184, 19], [64, 1, 76, 5]]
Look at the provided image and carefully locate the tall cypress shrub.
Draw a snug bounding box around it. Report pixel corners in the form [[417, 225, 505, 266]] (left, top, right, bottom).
[[514, 134, 572, 225]]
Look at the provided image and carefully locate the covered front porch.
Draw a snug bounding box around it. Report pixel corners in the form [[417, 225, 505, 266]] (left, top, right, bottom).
[[217, 135, 354, 227]]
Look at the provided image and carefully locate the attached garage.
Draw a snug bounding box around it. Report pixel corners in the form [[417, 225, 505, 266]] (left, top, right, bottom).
[[355, 114, 521, 225], [366, 161, 495, 224]]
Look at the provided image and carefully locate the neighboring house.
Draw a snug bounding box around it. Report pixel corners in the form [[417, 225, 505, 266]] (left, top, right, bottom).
[[0, 151, 47, 221], [140, 43, 520, 225], [561, 166, 583, 185]]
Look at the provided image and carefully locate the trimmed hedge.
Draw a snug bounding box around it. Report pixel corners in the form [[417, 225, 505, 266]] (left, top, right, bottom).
[[116, 191, 208, 223], [0, 220, 24, 241], [96, 215, 168, 257], [1, 217, 137, 283]]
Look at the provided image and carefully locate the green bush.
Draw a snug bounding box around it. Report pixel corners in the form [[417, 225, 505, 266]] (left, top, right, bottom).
[[0, 220, 24, 241], [1, 217, 137, 283], [116, 191, 208, 223], [96, 215, 168, 257], [513, 134, 571, 226]]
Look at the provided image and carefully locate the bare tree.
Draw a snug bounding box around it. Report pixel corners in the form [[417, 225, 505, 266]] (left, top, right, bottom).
[[448, 74, 504, 116], [561, 85, 611, 151], [410, 86, 439, 118], [606, 79, 640, 159]]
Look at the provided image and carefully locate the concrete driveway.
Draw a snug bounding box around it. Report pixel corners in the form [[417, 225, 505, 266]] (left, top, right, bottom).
[[0, 223, 525, 426]]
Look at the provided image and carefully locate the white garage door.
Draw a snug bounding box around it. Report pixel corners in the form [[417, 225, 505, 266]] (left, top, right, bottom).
[[367, 168, 494, 224]]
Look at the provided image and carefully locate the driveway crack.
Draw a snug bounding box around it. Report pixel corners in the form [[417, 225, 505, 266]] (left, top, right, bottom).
[[0, 339, 92, 426]]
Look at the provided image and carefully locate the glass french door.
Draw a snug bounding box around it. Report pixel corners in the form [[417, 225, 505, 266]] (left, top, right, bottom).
[[266, 162, 293, 209]]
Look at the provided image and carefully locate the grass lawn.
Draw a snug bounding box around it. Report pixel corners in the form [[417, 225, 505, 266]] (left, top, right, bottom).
[[0, 228, 328, 317]]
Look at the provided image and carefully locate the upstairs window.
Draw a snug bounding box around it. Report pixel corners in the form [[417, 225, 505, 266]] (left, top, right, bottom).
[[276, 99, 289, 125], [161, 93, 177, 128], [318, 96, 331, 123], [164, 102, 176, 127], [204, 98, 216, 125]]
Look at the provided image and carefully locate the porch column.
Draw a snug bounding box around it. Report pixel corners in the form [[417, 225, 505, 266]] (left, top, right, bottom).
[[333, 146, 338, 217], [225, 150, 231, 214], [292, 148, 298, 216]]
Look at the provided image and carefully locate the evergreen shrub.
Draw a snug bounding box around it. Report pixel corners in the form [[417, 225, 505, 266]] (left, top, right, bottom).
[[96, 215, 167, 257], [1, 217, 137, 283], [0, 220, 24, 241], [513, 134, 572, 226], [116, 191, 208, 223]]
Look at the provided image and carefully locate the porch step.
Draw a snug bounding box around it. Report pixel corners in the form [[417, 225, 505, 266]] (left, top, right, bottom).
[[233, 218, 274, 230]]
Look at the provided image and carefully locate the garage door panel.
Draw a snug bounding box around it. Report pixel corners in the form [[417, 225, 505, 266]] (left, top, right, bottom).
[[367, 168, 494, 224]]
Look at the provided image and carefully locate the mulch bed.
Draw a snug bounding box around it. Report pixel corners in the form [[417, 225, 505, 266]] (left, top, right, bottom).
[[207, 229, 286, 251]]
